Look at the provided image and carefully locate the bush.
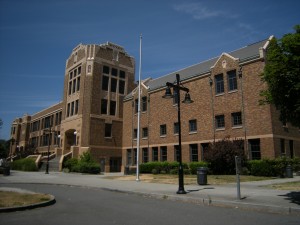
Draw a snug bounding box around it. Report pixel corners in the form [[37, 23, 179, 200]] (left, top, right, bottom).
[[11, 158, 37, 171], [247, 159, 275, 177], [189, 162, 209, 175], [247, 157, 300, 177], [63, 152, 101, 174], [203, 138, 245, 175], [63, 158, 79, 172]]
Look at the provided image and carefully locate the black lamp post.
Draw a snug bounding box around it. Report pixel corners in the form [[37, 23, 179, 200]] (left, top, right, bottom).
[[162, 73, 193, 194], [44, 124, 52, 174]]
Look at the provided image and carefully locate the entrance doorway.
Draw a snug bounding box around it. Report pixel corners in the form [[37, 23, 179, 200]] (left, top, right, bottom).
[[110, 157, 122, 172]]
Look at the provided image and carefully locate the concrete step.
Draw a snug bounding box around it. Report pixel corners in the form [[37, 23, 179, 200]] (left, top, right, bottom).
[[39, 156, 61, 172]]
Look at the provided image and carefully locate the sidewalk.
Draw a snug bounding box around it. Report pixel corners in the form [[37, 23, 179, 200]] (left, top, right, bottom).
[[1, 171, 300, 215]]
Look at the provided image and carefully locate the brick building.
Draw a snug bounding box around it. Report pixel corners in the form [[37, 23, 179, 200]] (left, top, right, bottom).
[[122, 36, 300, 170], [10, 42, 135, 172], [10, 37, 300, 173]]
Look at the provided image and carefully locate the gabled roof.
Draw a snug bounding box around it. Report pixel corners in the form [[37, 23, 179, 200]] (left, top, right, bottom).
[[125, 37, 271, 100], [148, 38, 270, 91]]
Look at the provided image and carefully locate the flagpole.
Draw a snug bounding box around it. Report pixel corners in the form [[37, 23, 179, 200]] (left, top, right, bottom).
[[136, 34, 142, 181]]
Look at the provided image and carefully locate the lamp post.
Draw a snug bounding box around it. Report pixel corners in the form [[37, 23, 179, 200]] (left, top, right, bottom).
[[162, 73, 193, 194], [44, 125, 52, 174]]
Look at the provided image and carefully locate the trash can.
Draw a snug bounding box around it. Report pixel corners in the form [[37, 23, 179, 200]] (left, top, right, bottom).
[[3, 166, 10, 176], [197, 167, 208, 185], [286, 164, 293, 178]]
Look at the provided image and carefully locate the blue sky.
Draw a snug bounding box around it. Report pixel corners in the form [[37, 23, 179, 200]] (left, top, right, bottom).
[[0, 0, 299, 140]]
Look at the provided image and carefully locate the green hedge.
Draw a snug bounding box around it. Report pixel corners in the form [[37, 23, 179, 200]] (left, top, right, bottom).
[[63, 152, 101, 174], [247, 157, 300, 177], [140, 161, 207, 175], [11, 158, 38, 171]]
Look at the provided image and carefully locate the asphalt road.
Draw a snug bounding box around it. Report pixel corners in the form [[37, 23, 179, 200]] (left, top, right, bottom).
[[0, 183, 299, 225]]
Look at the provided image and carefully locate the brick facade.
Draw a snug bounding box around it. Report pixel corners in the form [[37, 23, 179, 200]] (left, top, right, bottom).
[[10, 42, 135, 172], [122, 37, 300, 171], [10, 37, 300, 173]]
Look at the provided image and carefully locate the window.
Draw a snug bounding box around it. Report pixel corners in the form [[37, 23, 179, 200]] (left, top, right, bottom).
[[127, 149, 132, 165], [75, 100, 79, 114], [68, 67, 81, 95], [133, 129, 137, 139], [174, 145, 180, 162], [190, 144, 198, 162], [68, 81, 72, 95], [110, 100, 116, 116], [76, 77, 80, 91], [142, 127, 148, 138], [215, 74, 224, 94], [232, 112, 242, 127], [88, 65, 91, 73], [120, 70, 126, 78], [71, 101, 75, 116], [152, 147, 158, 161], [101, 99, 108, 114], [142, 148, 148, 163], [133, 149, 137, 165], [119, 80, 125, 94], [45, 116, 51, 128], [111, 68, 118, 76], [174, 122, 179, 134], [215, 115, 225, 129], [111, 78, 117, 92], [280, 139, 285, 155], [103, 66, 109, 74], [161, 146, 167, 161], [135, 99, 138, 113], [249, 139, 261, 160], [105, 124, 112, 138], [189, 119, 197, 132], [32, 121, 39, 132], [160, 124, 167, 136], [289, 140, 294, 158], [142, 96, 147, 112], [72, 79, 76, 93], [102, 76, 109, 91], [228, 70, 237, 91], [67, 103, 70, 117]]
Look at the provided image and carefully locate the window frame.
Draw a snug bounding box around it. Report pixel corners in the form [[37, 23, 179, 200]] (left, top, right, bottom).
[[160, 124, 167, 136], [189, 119, 197, 133], [215, 74, 224, 95], [215, 115, 225, 129]]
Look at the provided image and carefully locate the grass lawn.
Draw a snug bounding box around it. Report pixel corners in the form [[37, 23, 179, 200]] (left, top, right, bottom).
[[105, 174, 273, 185], [266, 181, 300, 191], [0, 191, 51, 208]]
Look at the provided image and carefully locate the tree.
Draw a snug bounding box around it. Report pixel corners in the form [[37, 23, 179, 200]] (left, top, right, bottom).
[[203, 138, 245, 175], [261, 25, 300, 127]]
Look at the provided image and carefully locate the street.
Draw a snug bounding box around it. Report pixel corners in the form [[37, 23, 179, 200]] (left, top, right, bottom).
[[0, 183, 299, 225]]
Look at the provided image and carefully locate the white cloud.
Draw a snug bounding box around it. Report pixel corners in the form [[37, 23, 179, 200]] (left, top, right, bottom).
[[173, 3, 237, 20]]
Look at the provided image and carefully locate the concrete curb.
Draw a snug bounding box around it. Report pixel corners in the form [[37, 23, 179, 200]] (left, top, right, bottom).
[[0, 188, 56, 213], [101, 187, 300, 216]]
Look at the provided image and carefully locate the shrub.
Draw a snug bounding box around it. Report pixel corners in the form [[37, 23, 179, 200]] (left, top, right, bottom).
[[63, 158, 79, 172], [247, 159, 275, 177], [11, 158, 37, 171], [63, 152, 100, 174], [203, 138, 245, 175], [247, 157, 300, 177], [189, 162, 209, 175], [292, 157, 300, 172]]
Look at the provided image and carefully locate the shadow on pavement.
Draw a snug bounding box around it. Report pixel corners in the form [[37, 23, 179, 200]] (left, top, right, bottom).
[[279, 191, 300, 205]]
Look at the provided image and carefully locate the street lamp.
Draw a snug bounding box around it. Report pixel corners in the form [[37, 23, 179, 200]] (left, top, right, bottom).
[[44, 124, 52, 174], [162, 73, 193, 194]]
